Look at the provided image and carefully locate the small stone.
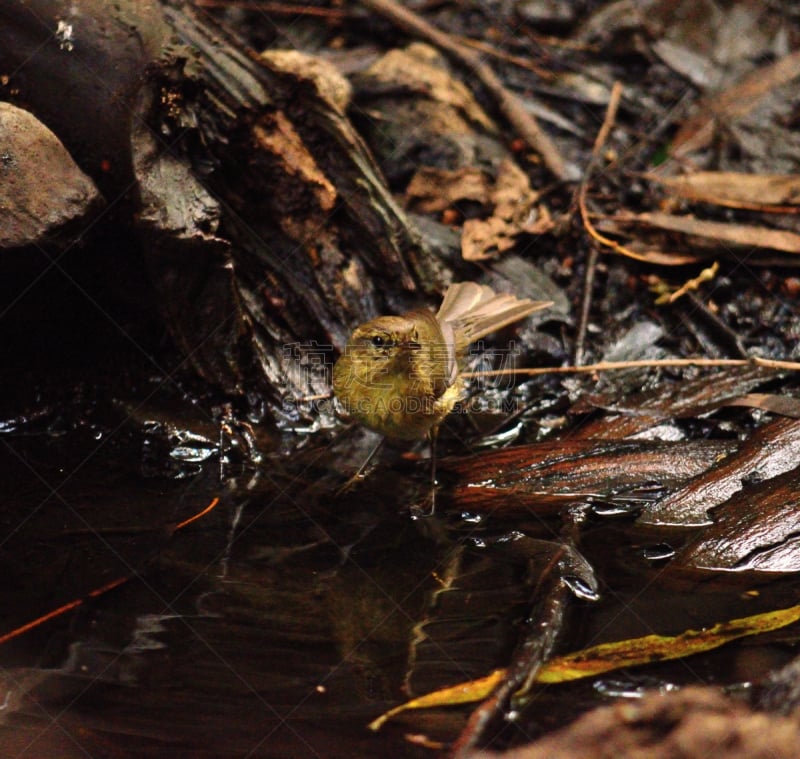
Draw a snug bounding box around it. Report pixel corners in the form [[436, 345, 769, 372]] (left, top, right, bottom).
[[0, 102, 101, 248]]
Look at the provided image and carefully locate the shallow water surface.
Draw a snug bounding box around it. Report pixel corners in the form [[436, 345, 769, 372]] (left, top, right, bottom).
[[1, 371, 797, 758]]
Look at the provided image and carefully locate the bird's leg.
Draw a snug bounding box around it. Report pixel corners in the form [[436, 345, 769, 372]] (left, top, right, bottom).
[[335, 436, 385, 496], [414, 427, 439, 517]]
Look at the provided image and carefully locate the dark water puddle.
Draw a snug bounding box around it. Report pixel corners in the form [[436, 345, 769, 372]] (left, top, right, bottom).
[[0, 371, 436, 757], [1, 370, 798, 757]]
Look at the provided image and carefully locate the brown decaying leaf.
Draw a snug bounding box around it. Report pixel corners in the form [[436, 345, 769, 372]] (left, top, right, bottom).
[[461, 159, 553, 261], [674, 467, 800, 573], [462, 215, 519, 260], [359, 0, 571, 180], [588, 214, 708, 264], [612, 245, 705, 265], [639, 418, 800, 527], [575, 81, 785, 268], [724, 394, 800, 419], [441, 439, 732, 514], [362, 42, 496, 132], [444, 370, 793, 512], [613, 210, 800, 254], [569, 366, 775, 439], [672, 49, 800, 156], [651, 172, 800, 212], [405, 167, 491, 213]]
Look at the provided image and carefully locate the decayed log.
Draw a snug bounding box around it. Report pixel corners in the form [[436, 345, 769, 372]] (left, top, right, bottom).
[[0, 0, 449, 423], [147, 2, 450, 408]]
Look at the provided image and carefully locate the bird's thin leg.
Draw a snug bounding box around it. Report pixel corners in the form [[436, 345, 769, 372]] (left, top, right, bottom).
[[335, 436, 385, 496], [418, 427, 439, 517]]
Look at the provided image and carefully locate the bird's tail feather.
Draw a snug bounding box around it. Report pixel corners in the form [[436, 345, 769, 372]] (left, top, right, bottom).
[[437, 282, 551, 349]]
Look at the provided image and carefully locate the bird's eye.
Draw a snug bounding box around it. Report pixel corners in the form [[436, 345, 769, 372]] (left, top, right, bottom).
[[371, 335, 385, 348]]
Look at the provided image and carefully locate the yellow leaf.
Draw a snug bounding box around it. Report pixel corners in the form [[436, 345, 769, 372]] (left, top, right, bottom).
[[367, 669, 506, 731], [537, 601, 800, 683], [368, 602, 800, 729]]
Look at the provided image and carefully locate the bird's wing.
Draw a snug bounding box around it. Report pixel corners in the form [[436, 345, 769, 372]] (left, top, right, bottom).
[[437, 282, 551, 351]]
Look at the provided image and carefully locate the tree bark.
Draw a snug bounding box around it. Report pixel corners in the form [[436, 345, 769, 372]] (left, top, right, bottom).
[[1, 0, 448, 425]]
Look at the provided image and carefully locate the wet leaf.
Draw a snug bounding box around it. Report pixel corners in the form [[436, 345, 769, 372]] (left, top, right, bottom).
[[368, 669, 506, 731], [639, 418, 800, 527], [369, 602, 800, 729], [571, 366, 777, 439], [441, 439, 731, 514], [672, 467, 800, 572], [535, 602, 800, 683]]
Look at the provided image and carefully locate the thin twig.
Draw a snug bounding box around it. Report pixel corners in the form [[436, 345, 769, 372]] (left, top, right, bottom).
[[358, 0, 572, 181], [573, 80, 624, 363], [590, 82, 623, 156], [576, 81, 655, 263], [0, 577, 129, 646], [193, 0, 350, 18], [574, 244, 598, 366], [657, 261, 720, 304], [460, 355, 799, 379], [171, 496, 221, 532], [0, 497, 222, 647], [454, 35, 554, 80]]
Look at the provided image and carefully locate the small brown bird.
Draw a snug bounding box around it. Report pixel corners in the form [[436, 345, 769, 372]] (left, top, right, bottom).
[[332, 282, 551, 442]]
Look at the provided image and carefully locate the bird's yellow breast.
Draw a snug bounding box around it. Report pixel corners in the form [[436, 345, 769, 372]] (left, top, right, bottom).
[[332, 312, 458, 440]]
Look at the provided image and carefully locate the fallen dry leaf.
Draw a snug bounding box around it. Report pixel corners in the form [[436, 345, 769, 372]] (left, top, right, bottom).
[[362, 42, 496, 132], [589, 216, 706, 265], [614, 210, 800, 254], [405, 166, 491, 213], [651, 172, 800, 211], [462, 158, 553, 261], [724, 394, 800, 419], [462, 215, 519, 260], [672, 49, 800, 156]]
